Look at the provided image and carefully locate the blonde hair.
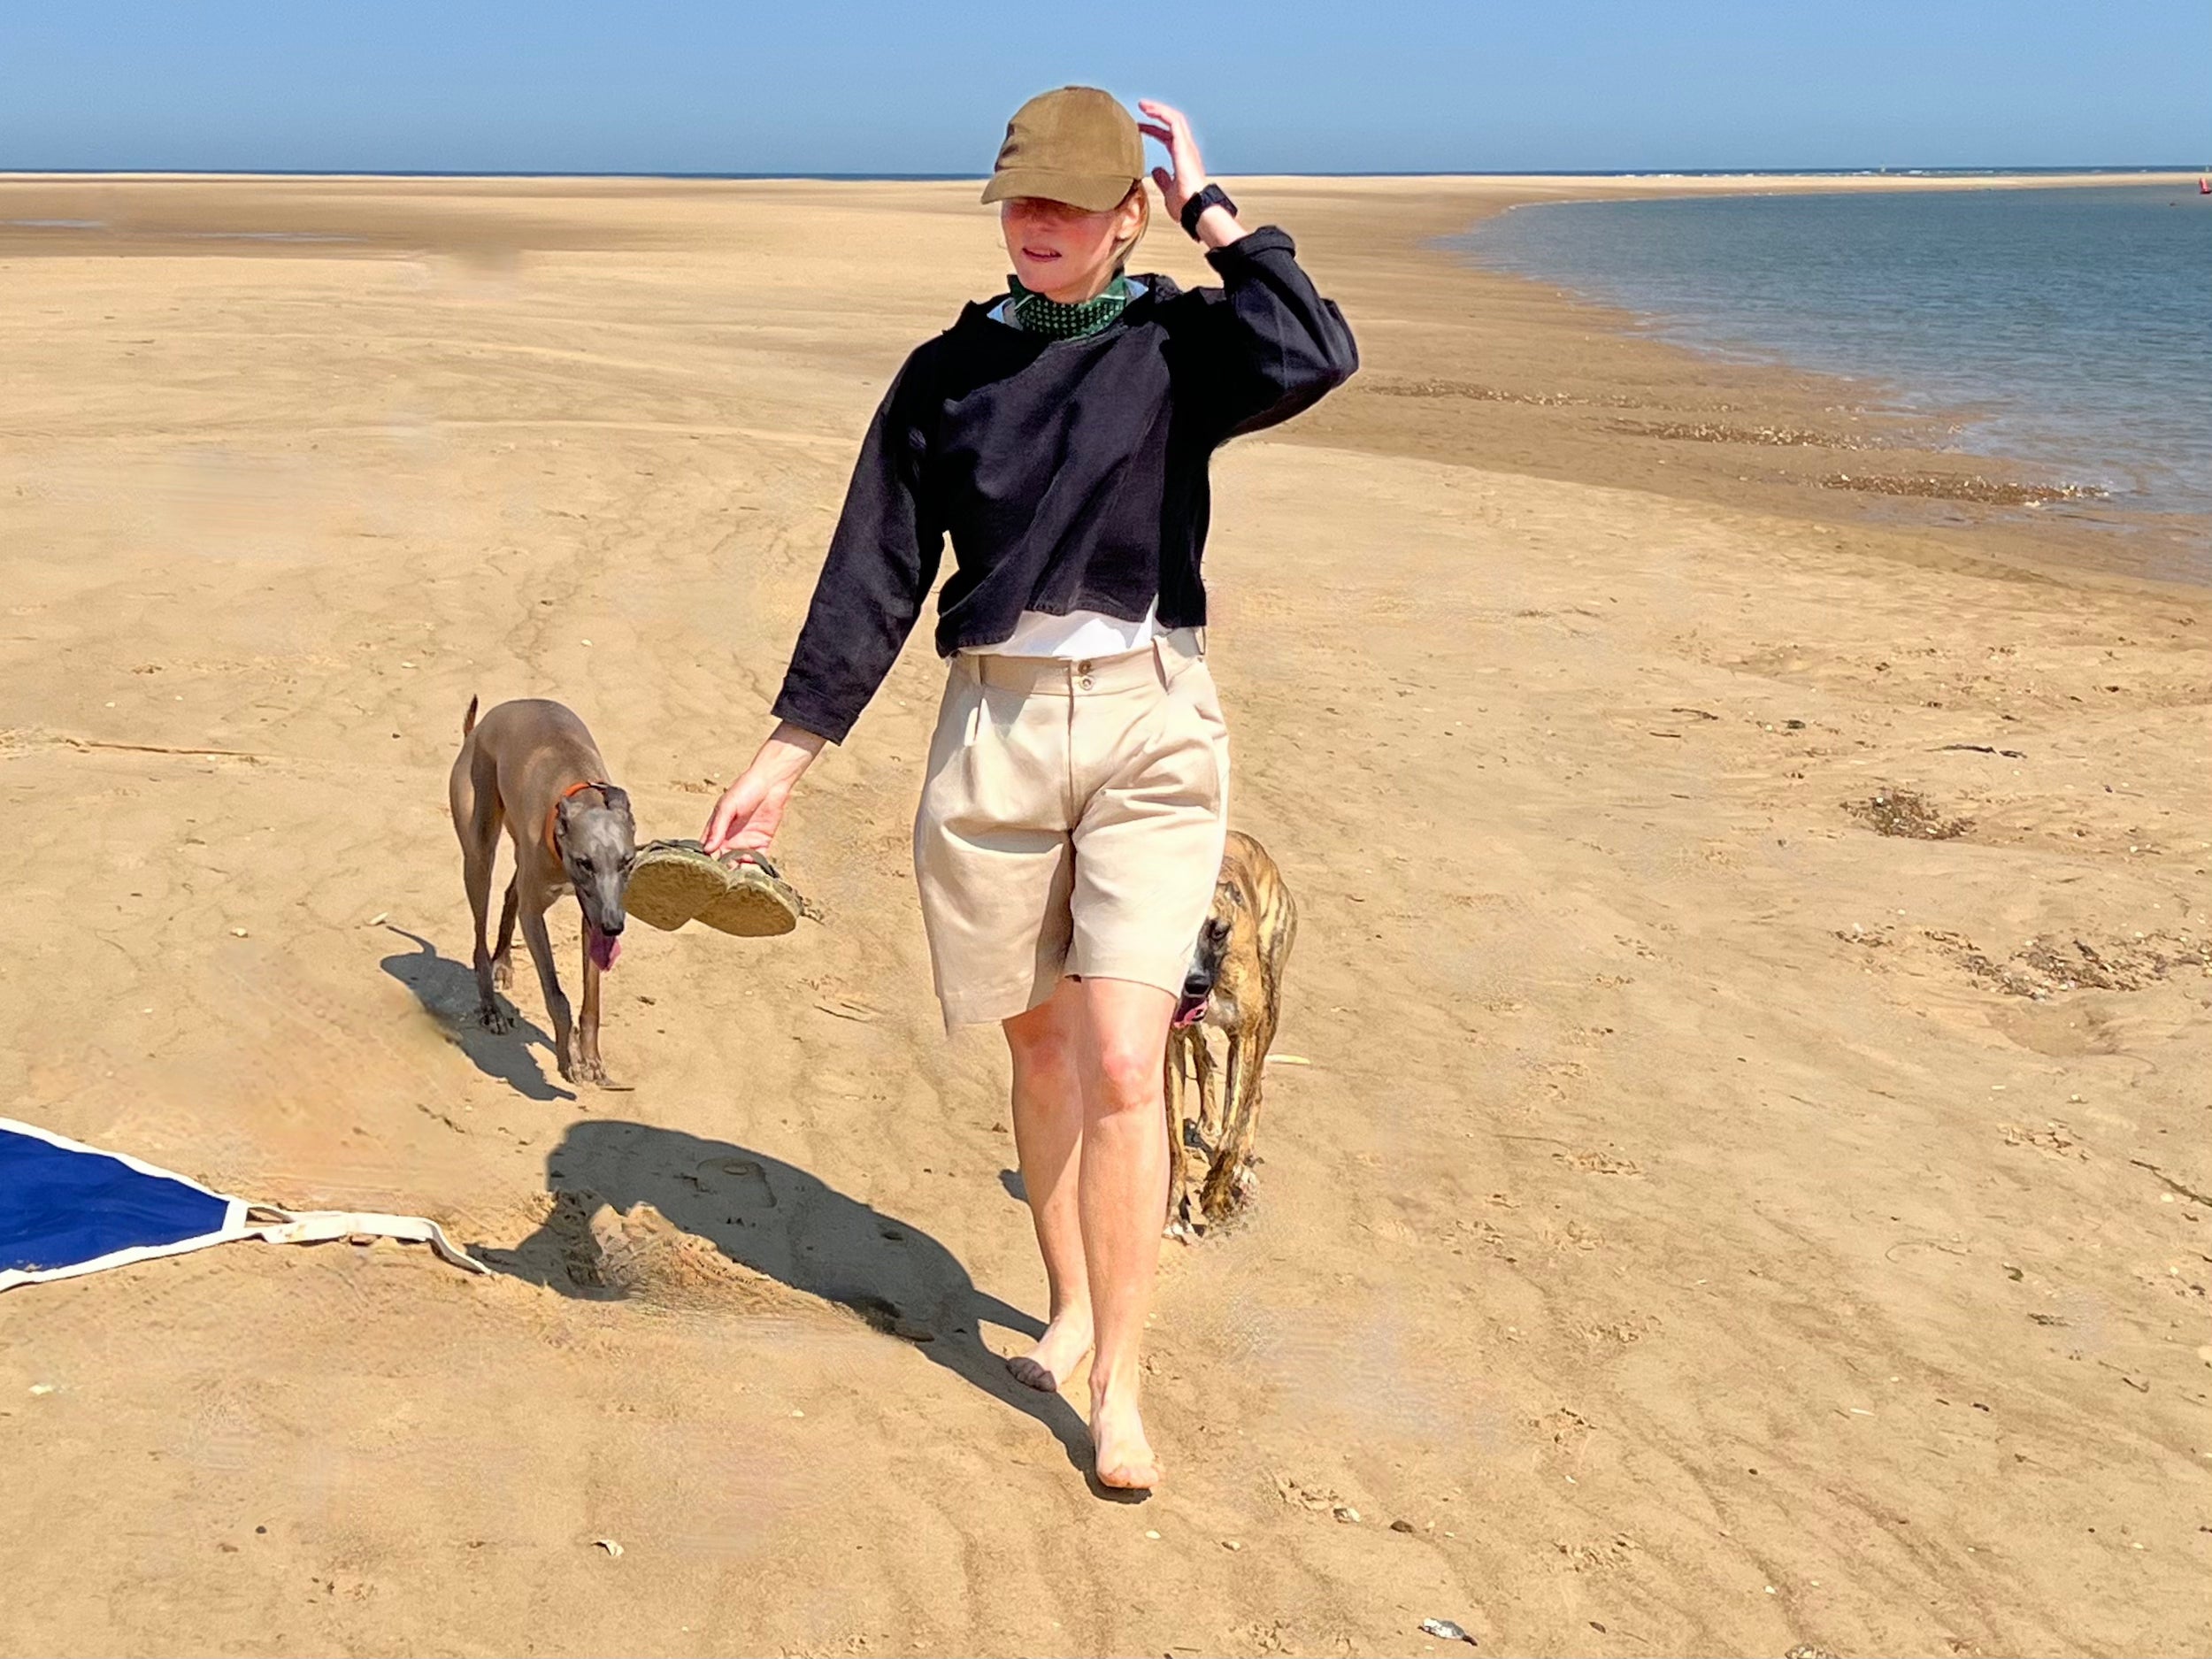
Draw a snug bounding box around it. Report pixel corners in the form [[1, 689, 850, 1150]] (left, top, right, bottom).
[[1110, 182, 1150, 272]]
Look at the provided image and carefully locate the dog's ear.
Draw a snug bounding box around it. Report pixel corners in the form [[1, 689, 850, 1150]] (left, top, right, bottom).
[[556, 790, 589, 838], [557, 785, 631, 841]]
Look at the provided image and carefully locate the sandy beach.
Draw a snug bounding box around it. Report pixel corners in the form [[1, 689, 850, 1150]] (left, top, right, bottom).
[[3, 173, 2208, 1656]]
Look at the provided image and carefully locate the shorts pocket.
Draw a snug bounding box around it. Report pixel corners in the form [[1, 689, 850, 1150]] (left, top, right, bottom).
[[1176, 659, 1227, 737], [1132, 669, 1225, 817], [921, 671, 979, 787]]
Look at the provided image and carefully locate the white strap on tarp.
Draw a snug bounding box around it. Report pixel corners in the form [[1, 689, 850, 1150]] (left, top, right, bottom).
[[240, 1205, 487, 1275]]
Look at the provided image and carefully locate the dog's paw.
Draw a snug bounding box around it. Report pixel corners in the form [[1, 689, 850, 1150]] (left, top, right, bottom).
[[1198, 1161, 1256, 1225], [491, 956, 515, 991], [571, 1056, 616, 1088], [479, 1004, 516, 1034], [1162, 1192, 1207, 1244]]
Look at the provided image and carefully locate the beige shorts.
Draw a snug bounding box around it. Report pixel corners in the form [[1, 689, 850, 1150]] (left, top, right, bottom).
[[913, 629, 1230, 1028]]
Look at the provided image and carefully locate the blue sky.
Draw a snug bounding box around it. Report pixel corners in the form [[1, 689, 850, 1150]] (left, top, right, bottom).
[[4, 1, 2205, 174]]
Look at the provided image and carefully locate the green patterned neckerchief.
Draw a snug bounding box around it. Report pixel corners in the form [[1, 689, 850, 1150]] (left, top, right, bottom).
[[1008, 273, 1132, 341]]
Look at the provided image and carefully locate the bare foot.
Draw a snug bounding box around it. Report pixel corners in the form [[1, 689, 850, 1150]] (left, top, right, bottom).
[[1007, 1308, 1093, 1393], [1090, 1382, 1161, 1491]]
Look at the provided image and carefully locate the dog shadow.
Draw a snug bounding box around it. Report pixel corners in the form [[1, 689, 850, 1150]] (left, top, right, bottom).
[[488, 1119, 1110, 1487], [378, 927, 574, 1102]]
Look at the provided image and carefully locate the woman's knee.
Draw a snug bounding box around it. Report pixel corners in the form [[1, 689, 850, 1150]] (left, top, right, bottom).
[[1090, 1032, 1166, 1113], [1005, 1003, 1081, 1094]]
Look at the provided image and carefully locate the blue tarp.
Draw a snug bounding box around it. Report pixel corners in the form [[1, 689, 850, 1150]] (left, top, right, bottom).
[[1, 1118, 246, 1288], [0, 1116, 484, 1290]]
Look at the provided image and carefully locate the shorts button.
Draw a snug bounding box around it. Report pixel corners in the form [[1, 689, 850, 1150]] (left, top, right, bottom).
[[1077, 675, 1094, 691], [1075, 659, 1094, 675]]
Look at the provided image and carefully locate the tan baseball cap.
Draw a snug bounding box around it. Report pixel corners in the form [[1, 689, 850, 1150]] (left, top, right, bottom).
[[980, 86, 1144, 212]]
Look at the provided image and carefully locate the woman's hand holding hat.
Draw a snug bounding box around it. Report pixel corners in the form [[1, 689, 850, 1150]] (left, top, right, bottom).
[[1139, 101, 1244, 248], [1136, 100, 1206, 221]]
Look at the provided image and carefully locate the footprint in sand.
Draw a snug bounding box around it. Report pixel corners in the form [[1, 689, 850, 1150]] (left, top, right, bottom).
[[693, 1156, 778, 1214]]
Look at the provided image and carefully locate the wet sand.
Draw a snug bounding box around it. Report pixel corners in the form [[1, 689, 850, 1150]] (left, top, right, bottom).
[[2, 173, 2208, 1656]]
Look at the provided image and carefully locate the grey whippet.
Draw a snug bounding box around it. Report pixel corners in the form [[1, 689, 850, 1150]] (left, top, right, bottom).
[[448, 696, 635, 1087]]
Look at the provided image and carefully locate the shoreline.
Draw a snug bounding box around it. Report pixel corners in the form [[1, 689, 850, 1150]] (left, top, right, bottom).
[[1233, 175, 2209, 595], [4, 165, 2199, 182], [1450, 183, 2205, 541]]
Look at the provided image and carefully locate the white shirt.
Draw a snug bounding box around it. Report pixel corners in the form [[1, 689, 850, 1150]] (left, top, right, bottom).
[[984, 600, 1161, 659]]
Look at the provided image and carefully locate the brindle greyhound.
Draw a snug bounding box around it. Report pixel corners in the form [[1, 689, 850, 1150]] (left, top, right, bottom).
[[448, 696, 635, 1087], [1165, 830, 1297, 1236]]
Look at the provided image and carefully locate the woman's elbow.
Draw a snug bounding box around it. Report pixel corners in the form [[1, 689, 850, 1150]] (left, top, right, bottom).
[[1294, 331, 1359, 398], [1301, 311, 1359, 391]]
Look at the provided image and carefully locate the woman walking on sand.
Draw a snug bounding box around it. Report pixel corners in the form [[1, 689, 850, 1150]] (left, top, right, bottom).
[[701, 87, 1356, 1490]]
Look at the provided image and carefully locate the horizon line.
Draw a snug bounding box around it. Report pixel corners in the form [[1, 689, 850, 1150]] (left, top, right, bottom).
[[1, 164, 2201, 183]]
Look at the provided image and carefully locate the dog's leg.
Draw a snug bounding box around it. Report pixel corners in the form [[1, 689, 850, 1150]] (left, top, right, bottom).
[[450, 737, 513, 1031], [1200, 1026, 1269, 1224], [1162, 1033, 1195, 1240], [1233, 1012, 1274, 1205], [517, 887, 574, 1081], [491, 877, 519, 992], [1189, 1030, 1221, 1149], [1199, 1035, 1246, 1221], [462, 840, 511, 1033], [573, 923, 610, 1087]]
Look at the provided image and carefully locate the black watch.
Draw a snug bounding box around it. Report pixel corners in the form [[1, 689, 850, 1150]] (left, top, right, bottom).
[[1179, 182, 1237, 240]]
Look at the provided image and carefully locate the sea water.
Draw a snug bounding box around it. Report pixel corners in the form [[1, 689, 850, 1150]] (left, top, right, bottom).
[[1462, 184, 2212, 537]]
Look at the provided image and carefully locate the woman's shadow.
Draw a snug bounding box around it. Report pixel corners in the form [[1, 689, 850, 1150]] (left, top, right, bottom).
[[378, 927, 574, 1102], [488, 1118, 1108, 1486]]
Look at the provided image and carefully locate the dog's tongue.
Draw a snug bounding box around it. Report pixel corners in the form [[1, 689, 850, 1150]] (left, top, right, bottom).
[[587, 924, 622, 972], [1171, 991, 1209, 1029]]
